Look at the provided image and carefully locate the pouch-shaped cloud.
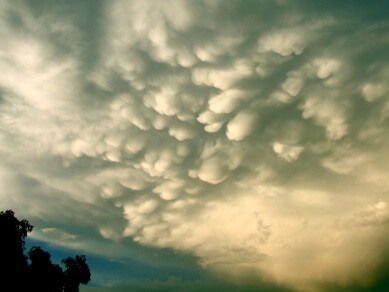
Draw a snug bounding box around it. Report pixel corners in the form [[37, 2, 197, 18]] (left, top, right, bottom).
[[301, 95, 348, 140], [153, 180, 185, 200], [226, 110, 258, 141], [282, 76, 304, 97], [209, 89, 252, 114], [192, 62, 252, 90], [258, 29, 305, 56], [314, 58, 342, 79], [197, 156, 229, 184], [272, 142, 304, 162], [168, 122, 198, 141], [362, 83, 387, 102], [197, 110, 227, 133]]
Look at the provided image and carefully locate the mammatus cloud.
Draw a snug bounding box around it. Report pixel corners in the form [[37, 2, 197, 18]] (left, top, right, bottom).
[[1, 1, 389, 291]]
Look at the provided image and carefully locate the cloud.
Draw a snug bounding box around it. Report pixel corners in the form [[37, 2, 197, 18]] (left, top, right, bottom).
[[362, 83, 387, 102], [40, 227, 78, 241], [258, 29, 306, 57], [197, 156, 229, 184], [209, 89, 252, 114], [272, 142, 304, 162], [301, 95, 348, 140], [1, 1, 389, 292], [226, 110, 258, 141]]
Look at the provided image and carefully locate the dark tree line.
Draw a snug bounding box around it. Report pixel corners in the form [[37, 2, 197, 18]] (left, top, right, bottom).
[[0, 210, 91, 292]]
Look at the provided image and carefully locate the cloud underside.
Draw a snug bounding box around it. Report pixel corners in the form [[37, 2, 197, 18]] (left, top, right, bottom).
[[1, 1, 389, 291]]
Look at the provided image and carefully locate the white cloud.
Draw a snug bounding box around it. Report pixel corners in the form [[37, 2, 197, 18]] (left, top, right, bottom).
[[40, 227, 78, 241], [362, 83, 386, 102], [258, 29, 305, 56], [301, 95, 348, 140], [125, 136, 146, 154], [226, 110, 258, 141], [272, 142, 304, 162], [138, 200, 159, 214], [197, 156, 229, 184], [168, 122, 198, 141], [282, 76, 304, 97], [197, 110, 227, 133], [209, 88, 253, 114], [153, 179, 184, 200], [192, 61, 252, 90], [314, 58, 341, 79]]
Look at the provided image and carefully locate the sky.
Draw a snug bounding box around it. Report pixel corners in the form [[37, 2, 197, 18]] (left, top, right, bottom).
[[0, 0, 389, 291]]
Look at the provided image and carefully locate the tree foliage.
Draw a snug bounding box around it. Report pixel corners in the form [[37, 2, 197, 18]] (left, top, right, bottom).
[[0, 210, 91, 292], [0, 209, 33, 290], [28, 246, 64, 292], [63, 255, 91, 292]]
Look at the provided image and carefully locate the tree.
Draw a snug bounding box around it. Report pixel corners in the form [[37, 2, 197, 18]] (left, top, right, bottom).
[[62, 255, 91, 292], [0, 210, 91, 291], [0, 209, 33, 291], [28, 246, 64, 292]]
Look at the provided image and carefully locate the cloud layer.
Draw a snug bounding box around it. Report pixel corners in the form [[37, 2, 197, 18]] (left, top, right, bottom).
[[1, 1, 389, 291]]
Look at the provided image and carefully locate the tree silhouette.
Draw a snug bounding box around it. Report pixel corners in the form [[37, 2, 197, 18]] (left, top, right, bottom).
[[63, 255, 91, 292], [0, 210, 91, 292], [28, 246, 64, 292], [0, 209, 33, 291]]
